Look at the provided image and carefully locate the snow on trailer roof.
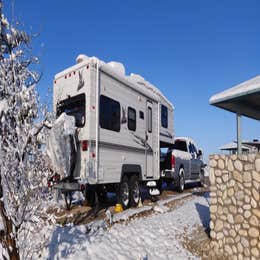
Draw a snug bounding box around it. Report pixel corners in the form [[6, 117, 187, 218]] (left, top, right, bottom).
[[209, 75, 260, 120], [55, 54, 174, 110], [126, 73, 174, 110]]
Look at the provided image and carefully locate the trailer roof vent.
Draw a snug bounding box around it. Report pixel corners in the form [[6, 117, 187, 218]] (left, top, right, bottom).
[[76, 54, 89, 64], [107, 61, 125, 75]]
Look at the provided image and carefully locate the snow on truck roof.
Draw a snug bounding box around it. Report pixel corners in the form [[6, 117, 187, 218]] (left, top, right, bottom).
[[175, 137, 195, 144], [55, 54, 174, 109]]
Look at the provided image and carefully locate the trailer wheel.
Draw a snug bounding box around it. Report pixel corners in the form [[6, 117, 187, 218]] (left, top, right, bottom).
[[129, 175, 140, 207], [96, 185, 107, 204], [86, 189, 98, 206], [98, 190, 107, 203], [177, 168, 185, 193], [119, 176, 130, 209]]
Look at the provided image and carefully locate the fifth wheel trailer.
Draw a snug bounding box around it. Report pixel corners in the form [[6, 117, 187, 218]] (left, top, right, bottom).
[[51, 54, 174, 209]]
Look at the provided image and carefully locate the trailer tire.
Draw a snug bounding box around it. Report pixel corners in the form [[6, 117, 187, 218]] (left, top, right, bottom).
[[119, 176, 130, 209], [177, 168, 185, 193], [129, 175, 141, 207], [98, 190, 107, 203], [85, 189, 98, 207], [96, 186, 107, 203]]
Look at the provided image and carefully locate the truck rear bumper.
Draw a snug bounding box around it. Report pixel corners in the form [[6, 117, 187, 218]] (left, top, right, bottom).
[[161, 169, 178, 180]]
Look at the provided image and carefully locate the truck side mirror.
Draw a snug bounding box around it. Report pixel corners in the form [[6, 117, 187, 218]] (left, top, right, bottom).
[[198, 149, 202, 157]]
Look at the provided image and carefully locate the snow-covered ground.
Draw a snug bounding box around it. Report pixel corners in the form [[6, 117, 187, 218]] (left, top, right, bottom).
[[39, 192, 210, 260]]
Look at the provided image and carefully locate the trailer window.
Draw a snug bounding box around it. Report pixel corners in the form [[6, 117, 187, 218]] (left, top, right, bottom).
[[128, 107, 136, 131], [148, 107, 152, 133], [139, 111, 144, 120], [100, 95, 120, 132], [56, 93, 86, 127], [161, 104, 168, 128]]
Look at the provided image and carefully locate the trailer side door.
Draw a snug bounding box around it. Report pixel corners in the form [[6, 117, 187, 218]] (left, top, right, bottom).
[[146, 101, 154, 178]]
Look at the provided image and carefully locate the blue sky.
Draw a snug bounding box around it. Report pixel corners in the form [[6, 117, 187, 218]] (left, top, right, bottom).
[[4, 0, 260, 159]]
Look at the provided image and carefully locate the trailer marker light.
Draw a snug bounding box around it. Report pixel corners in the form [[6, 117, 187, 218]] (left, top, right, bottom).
[[82, 140, 88, 151], [86, 64, 89, 69], [92, 106, 95, 110], [92, 153, 96, 158]]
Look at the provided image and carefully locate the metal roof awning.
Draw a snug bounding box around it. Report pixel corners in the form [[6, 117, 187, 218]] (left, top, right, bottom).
[[209, 75, 260, 120], [219, 142, 251, 151], [209, 75, 260, 154]]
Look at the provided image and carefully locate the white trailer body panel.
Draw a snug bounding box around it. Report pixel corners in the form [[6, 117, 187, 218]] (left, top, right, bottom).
[[53, 56, 173, 185]]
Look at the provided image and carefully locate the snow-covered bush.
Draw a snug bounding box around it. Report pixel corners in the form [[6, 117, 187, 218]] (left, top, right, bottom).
[[0, 1, 53, 259]]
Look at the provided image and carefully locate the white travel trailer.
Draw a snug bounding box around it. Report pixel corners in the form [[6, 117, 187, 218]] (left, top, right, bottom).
[[52, 54, 174, 209]]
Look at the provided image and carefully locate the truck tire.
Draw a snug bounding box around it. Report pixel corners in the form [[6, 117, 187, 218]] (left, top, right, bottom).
[[199, 168, 205, 187], [129, 175, 141, 207], [119, 176, 130, 209], [177, 168, 185, 193]]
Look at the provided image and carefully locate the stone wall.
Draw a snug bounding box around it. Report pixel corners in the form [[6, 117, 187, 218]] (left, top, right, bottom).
[[209, 154, 260, 260]]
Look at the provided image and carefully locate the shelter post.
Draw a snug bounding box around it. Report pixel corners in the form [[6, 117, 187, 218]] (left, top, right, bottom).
[[236, 113, 242, 154]]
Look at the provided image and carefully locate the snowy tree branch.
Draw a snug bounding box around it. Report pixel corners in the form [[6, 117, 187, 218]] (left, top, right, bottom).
[[0, 1, 53, 258]]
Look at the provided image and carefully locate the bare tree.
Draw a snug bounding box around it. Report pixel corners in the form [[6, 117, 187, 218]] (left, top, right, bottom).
[[0, 1, 52, 259]]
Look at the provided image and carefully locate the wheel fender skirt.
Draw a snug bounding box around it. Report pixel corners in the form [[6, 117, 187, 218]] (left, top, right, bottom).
[[146, 181, 157, 187]]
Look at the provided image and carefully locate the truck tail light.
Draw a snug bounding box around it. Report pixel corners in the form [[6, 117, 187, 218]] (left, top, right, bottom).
[[171, 155, 176, 168], [82, 140, 88, 151]]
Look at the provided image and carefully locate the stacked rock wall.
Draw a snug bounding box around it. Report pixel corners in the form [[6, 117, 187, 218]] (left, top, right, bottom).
[[209, 154, 260, 259]]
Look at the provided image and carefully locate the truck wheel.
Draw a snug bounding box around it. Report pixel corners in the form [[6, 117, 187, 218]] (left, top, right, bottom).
[[200, 168, 205, 187], [119, 176, 130, 209], [129, 175, 140, 207], [177, 168, 185, 193]]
